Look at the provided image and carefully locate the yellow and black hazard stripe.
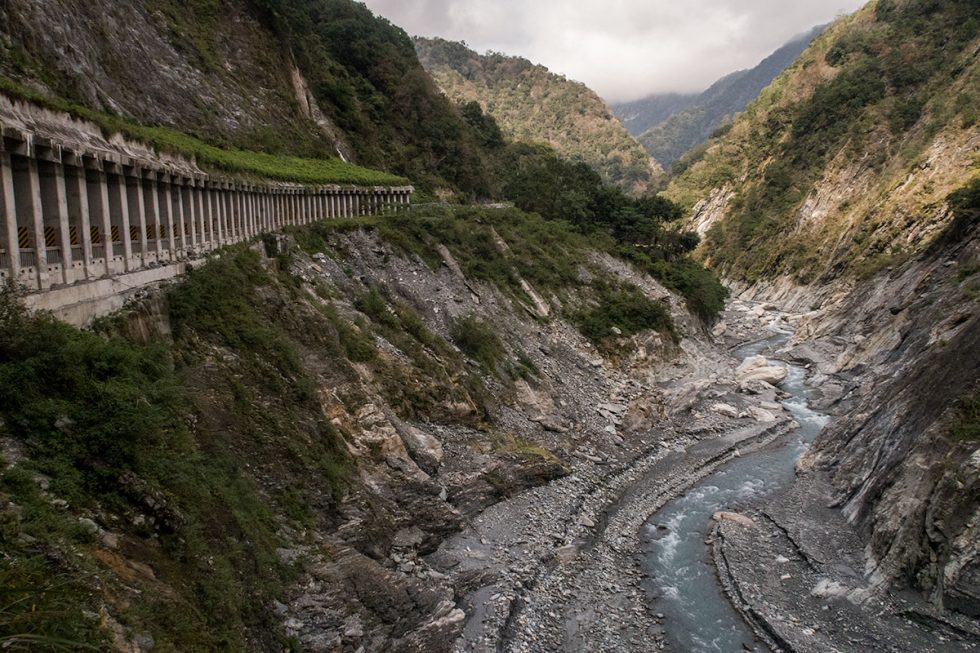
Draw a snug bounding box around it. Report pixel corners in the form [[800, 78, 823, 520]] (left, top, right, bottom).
[[111, 225, 121, 242], [158, 224, 167, 239], [69, 225, 79, 246], [129, 225, 140, 241], [18, 226, 30, 249], [44, 225, 57, 247], [90, 226, 101, 244]]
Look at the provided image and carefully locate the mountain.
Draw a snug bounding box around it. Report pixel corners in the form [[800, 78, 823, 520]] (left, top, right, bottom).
[[415, 37, 661, 192], [613, 25, 827, 166], [668, 0, 980, 612], [0, 0, 492, 194], [611, 92, 699, 138]]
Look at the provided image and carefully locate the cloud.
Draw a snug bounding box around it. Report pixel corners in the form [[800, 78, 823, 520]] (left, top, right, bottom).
[[361, 0, 867, 102]]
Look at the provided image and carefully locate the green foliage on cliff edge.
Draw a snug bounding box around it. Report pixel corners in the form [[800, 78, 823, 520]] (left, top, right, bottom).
[[0, 78, 406, 186], [249, 0, 491, 194], [0, 249, 360, 650], [951, 392, 980, 442], [671, 0, 980, 283]]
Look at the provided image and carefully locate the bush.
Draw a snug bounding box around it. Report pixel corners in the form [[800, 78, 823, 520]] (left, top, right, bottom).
[[951, 393, 980, 442], [574, 285, 675, 348], [452, 315, 505, 372]]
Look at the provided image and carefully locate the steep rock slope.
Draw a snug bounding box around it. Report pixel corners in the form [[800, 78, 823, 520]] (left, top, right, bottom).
[[415, 37, 661, 192], [614, 26, 826, 166], [0, 206, 701, 650], [670, 0, 980, 615], [0, 0, 490, 192]]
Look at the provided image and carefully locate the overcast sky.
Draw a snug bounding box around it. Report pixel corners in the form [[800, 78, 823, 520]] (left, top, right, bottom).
[[361, 0, 867, 102]]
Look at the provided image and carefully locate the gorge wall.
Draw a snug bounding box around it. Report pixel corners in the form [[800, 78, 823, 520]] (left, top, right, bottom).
[[669, 0, 980, 615]]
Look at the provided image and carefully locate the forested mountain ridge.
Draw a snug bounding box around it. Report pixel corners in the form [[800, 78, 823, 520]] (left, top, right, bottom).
[[667, 0, 978, 284], [415, 37, 661, 193], [613, 25, 827, 167]]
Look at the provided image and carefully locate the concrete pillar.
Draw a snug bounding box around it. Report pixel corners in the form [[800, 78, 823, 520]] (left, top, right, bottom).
[[195, 179, 211, 252], [206, 184, 217, 249], [187, 182, 199, 249], [143, 174, 161, 261], [229, 185, 237, 240], [26, 158, 48, 289], [161, 177, 176, 260], [0, 152, 19, 282], [69, 165, 94, 280], [126, 170, 148, 266], [51, 163, 73, 285], [173, 180, 186, 255], [93, 170, 113, 276]]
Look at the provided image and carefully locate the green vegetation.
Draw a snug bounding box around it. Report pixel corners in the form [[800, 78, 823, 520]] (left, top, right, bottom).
[[574, 284, 675, 349], [951, 392, 980, 442], [0, 77, 405, 186], [415, 37, 657, 191], [672, 0, 979, 283], [250, 0, 490, 194], [452, 315, 506, 373], [0, 279, 291, 650], [942, 177, 980, 245]]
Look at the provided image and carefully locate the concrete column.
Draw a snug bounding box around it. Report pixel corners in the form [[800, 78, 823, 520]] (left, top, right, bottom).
[[161, 177, 176, 260], [173, 180, 186, 255], [196, 180, 211, 252], [232, 186, 239, 240], [71, 165, 94, 280], [126, 170, 148, 266], [51, 163, 72, 285], [187, 183, 199, 249], [94, 170, 113, 276], [26, 158, 48, 289], [0, 152, 19, 281], [222, 185, 232, 242], [144, 175, 162, 261], [209, 184, 219, 248]]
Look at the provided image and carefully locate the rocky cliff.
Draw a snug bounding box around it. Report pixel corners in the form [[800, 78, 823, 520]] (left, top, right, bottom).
[[668, 0, 980, 617], [415, 37, 661, 193], [0, 205, 702, 650], [0, 0, 491, 193]]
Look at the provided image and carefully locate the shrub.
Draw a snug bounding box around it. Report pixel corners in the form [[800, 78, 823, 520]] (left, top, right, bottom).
[[452, 315, 505, 372], [574, 285, 675, 347], [951, 393, 980, 442]]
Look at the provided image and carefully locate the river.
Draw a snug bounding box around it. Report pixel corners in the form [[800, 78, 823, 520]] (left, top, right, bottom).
[[640, 324, 830, 652]]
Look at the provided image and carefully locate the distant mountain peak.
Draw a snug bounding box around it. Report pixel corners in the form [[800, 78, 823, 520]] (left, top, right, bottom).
[[613, 24, 828, 166]]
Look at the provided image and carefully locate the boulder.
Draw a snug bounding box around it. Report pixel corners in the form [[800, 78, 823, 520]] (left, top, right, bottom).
[[748, 406, 777, 423], [710, 403, 739, 418], [713, 511, 756, 528], [735, 355, 787, 385]]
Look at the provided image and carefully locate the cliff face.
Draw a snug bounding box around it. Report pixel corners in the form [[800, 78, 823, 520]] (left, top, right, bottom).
[[0, 0, 490, 192], [0, 206, 698, 650], [668, 0, 978, 284], [670, 0, 980, 615], [415, 37, 661, 193]]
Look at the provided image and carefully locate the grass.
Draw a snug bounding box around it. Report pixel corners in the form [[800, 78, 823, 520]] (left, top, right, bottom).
[[452, 315, 505, 373], [951, 393, 980, 442], [0, 78, 407, 186]]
